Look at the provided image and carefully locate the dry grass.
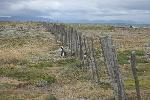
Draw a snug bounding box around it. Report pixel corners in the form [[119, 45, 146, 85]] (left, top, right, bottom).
[[0, 22, 150, 100]]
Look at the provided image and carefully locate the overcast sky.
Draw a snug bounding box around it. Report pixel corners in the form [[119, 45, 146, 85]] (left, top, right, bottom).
[[0, 0, 150, 24]]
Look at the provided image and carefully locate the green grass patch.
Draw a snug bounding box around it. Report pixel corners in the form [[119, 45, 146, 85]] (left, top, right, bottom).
[[118, 50, 131, 64], [137, 63, 150, 76], [55, 58, 78, 67], [135, 51, 145, 56], [0, 83, 16, 89], [28, 58, 78, 68], [0, 92, 42, 100], [0, 67, 55, 84], [0, 93, 20, 100], [45, 95, 57, 100], [0, 58, 28, 66], [118, 50, 145, 65], [29, 61, 53, 69], [125, 79, 150, 90], [41, 75, 56, 85], [99, 82, 111, 90]]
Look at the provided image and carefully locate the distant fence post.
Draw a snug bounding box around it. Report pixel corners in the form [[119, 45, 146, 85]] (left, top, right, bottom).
[[64, 26, 68, 46], [131, 51, 141, 100], [75, 31, 79, 58], [143, 43, 150, 61], [79, 33, 83, 60]]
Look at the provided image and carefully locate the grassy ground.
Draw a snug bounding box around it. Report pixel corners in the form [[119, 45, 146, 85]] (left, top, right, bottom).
[[0, 22, 150, 100]]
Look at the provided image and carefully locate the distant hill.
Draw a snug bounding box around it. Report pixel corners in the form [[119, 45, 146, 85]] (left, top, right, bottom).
[[0, 16, 150, 28], [0, 16, 53, 22], [0, 16, 134, 23]]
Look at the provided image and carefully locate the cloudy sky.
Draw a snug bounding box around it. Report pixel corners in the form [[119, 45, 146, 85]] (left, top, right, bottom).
[[0, 0, 150, 23]]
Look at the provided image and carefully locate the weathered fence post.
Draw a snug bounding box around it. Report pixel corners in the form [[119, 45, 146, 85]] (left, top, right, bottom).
[[131, 51, 141, 100], [70, 27, 73, 55], [100, 36, 126, 100], [83, 36, 88, 68], [91, 37, 100, 84], [83, 36, 87, 55], [79, 33, 83, 60], [64, 26, 68, 46], [61, 25, 64, 46], [100, 36, 117, 98], [112, 46, 127, 100], [67, 27, 71, 49], [143, 43, 150, 61], [72, 29, 76, 55], [75, 31, 79, 58], [86, 38, 95, 80]]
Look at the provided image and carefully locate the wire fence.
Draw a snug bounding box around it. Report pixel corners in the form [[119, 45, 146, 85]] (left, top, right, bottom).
[[43, 23, 144, 100]]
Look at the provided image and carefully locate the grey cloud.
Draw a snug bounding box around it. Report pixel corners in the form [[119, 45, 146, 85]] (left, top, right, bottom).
[[96, 0, 150, 10], [0, 0, 150, 23]]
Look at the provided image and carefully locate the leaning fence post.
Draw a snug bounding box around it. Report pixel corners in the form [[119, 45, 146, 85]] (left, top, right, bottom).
[[100, 36, 126, 100], [131, 51, 141, 100], [112, 46, 127, 100], [100, 36, 117, 97]]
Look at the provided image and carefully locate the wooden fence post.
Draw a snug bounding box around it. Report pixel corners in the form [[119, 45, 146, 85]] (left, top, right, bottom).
[[79, 33, 83, 60], [70, 27, 73, 55], [68, 27, 71, 49], [72, 29, 76, 55], [83, 36, 87, 54], [86, 38, 95, 80], [100, 36, 117, 94], [64, 27, 68, 46], [100, 36, 126, 100], [60, 25, 64, 46], [83, 36, 88, 68], [75, 31, 79, 58], [131, 51, 141, 100], [91, 37, 100, 84], [112, 46, 127, 100]]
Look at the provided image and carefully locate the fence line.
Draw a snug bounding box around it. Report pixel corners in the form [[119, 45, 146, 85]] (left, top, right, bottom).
[[43, 23, 143, 99]]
